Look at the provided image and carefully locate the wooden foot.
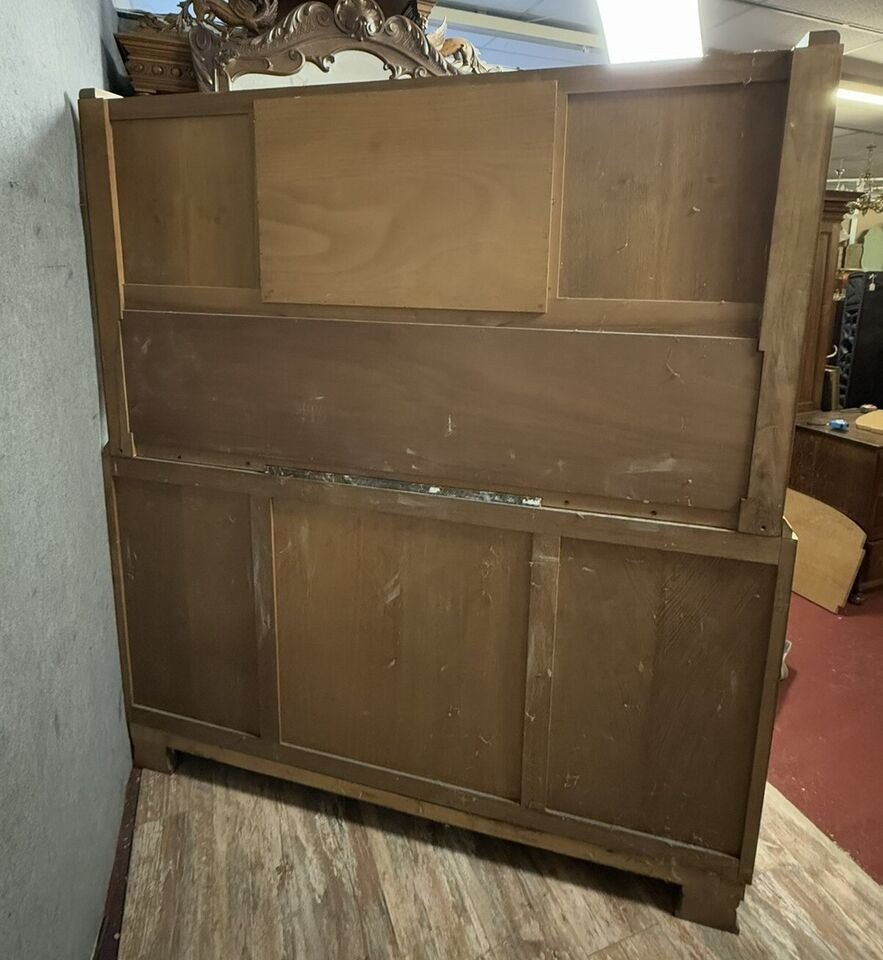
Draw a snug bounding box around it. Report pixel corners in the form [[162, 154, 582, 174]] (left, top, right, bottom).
[[675, 874, 745, 932], [131, 729, 178, 774]]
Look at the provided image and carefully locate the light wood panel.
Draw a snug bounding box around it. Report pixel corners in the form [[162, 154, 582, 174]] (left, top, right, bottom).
[[113, 114, 257, 287], [273, 500, 532, 799], [560, 83, 788, 303], [547, 540, 778, 856], [78, 97, 133, 456], [121, 311, 762, 516], [785, 489, 865, 613], [114, 477, 260, 733], [254, 80, 557, 312]]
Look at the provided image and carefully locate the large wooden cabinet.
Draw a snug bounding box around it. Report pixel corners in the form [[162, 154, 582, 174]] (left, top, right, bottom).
[[796, 190, 856, 412], [80, 34, 840, 933]]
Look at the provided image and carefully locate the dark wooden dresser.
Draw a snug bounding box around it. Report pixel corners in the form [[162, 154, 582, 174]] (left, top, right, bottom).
[[791, 409, 883, 594]]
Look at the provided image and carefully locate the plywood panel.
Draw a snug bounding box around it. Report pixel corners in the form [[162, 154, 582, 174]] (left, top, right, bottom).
[[122, 311, 762, 515], [273, 500, 532, 799], [254, 80, 557, 312], [785, 489, 865, 613], [115, 477, 260, 734], [560, 83, 788, 302], [547, 540, 777, 855], [113, 114, 257, 287]]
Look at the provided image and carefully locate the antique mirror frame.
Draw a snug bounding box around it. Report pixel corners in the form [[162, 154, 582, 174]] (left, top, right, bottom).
[[190, 0, 492, 92]]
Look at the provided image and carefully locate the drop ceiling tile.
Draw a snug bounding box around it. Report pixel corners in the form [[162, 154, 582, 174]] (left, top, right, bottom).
[[700, 0, 757, 31], [848, 39, 883, 63], [759, 0, 883, 33], [835, 100, 883, 134]]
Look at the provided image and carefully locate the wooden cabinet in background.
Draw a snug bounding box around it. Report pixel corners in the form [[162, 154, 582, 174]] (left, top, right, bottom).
[[791, 408, 883, 594], [796, 190, 858, 412]]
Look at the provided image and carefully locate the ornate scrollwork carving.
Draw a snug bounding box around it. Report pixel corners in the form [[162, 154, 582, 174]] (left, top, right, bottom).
[[189, 0, 498, 92]]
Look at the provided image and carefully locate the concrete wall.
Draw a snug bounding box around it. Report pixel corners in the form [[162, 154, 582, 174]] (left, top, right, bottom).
[[0, 4, 132, 958]]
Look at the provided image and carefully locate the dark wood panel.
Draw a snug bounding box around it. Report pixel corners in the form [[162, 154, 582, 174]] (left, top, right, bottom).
[[790, 428, 879, 531], [113, 114, 257, 287], [111, 454, 782, 565], [121, 311, 762, 516], [114, 477, 260, 733], [547, 540, 777, 856], [861, 538, 883, 590], [273, 500, 532, 799], [560, 83, 787, 302], [255, 80, 557, 312], [737, 38, 842, 536]]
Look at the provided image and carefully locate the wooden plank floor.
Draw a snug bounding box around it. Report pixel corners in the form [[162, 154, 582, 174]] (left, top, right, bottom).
[[120, 757, 883, 959]]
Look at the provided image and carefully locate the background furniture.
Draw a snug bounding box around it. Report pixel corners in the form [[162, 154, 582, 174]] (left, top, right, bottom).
[[837, 272, 883, 408], [796, 190, 856, 413], [791, 408, 883, 596], [79, 35, 839, 933]]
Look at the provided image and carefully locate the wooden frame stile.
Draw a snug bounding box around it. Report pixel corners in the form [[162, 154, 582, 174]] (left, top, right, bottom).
[[739, 33, 842, 536], [520, 534, 560, 812], [251, 496, 282, 745], [79, 90, 134, 459], [737, 525, 798, 882]]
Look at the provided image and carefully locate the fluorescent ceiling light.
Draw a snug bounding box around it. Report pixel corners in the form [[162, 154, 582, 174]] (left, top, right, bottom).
[[837, 87, 883, 108], [598, 0, 703, 65]]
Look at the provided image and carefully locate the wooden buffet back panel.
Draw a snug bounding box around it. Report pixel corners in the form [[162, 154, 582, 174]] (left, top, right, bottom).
[[91, 45, 840, 533], [109, 459, 782, 860]]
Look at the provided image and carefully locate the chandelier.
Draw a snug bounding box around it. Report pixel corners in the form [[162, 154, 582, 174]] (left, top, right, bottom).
[[847, 144, 883, 215]]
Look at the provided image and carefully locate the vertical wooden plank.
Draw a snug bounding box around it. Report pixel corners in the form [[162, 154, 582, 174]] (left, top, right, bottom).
[[547, 86, 569, 302], [79, 96, 134, 456], [251, 496, 280, 744], [738, 35, 842, 536], [102, 450, 135, 715], [521, 534, 561, 810], [738, 528, 797, 881]]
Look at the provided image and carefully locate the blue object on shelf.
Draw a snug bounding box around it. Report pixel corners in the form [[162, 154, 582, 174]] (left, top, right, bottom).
[[828, 419, 849, 431]]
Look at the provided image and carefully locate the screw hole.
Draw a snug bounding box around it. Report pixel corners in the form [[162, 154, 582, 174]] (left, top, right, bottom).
[[650, 509, 658, 516]]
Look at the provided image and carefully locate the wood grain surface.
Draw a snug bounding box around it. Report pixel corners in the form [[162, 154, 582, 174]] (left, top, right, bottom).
[[255, 80, 557, 312], [121, 311, 762, 517], [560, 82, 787, 303], [784, 489, 866, 612], [273, 500, 532, 800], [114, 477, 261, 733], [113, 114, 257, 288], [548, 541, 777, 856], [118, 758, 883, 960], [738, 38, 842, 536]]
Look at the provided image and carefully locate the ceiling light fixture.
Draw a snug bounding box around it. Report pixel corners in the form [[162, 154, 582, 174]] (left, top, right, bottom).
[[847, 144, 883, 215], [837, 87, 883, 108], [597, 0, 703, 65]]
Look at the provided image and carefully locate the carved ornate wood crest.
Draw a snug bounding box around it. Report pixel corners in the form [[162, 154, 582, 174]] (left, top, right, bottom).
[[190, 0, 495, 91]]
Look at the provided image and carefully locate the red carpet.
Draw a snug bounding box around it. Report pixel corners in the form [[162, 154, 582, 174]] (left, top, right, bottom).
[[769, 592, 883, 883]]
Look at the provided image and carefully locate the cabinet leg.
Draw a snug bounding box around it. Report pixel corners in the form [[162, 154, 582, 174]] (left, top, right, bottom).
[[131, 729, 178, 774], [675, 874, 744, 932]]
